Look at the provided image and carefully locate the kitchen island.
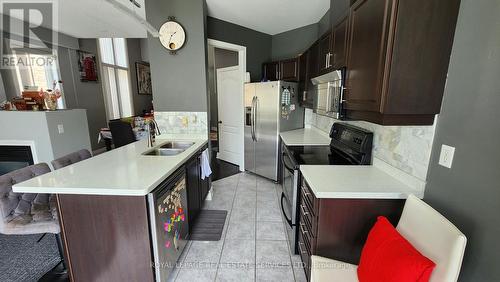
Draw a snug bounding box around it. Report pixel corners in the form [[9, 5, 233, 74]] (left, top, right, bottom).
[[13, 137, 209, 282]]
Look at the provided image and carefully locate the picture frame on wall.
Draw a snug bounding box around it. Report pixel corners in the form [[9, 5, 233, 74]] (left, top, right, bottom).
[[77, 51, 98, 82], [136, 61, 152, 95]]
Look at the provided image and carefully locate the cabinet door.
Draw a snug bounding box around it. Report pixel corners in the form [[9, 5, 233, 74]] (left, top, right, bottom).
[[307, 42, 319, 80], [186, 156, 201, 223], [332, 17, 348, 69], [298, 52, 310, 106], [280, 58, 299, 81], [318, 31, 333, 73], [199, 156, 210, 202], [345, 0, 392, 112], [263, 62, 280, 81]]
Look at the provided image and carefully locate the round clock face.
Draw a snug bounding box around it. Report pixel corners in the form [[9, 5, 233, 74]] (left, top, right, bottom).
[[159, 21, 186, 52]]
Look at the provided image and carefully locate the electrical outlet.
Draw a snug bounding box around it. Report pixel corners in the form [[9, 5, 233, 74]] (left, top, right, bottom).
[[438, 144, 455, 168], [57, 124, 64, 134]]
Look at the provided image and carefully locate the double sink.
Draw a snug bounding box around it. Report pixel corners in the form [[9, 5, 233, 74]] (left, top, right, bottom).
[[143, 141, 195, 156]]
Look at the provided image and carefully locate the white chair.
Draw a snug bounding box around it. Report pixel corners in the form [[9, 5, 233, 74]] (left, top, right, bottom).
[[310, 194, 467, 282]]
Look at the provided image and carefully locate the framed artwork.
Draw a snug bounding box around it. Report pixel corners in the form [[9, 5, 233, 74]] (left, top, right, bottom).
[[136, 61, 152, 95], [77, 51, 98, 82]]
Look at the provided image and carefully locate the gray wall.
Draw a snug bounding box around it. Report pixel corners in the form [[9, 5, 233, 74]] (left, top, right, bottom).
[[145, 0, 208, 112], [318, 9, 331, 37], [59, 39, 108, 151], [424, 0, 500, 281], [207, 17, 272, 82], [127, 38, 153, 115], [271, 23, 319, 61]]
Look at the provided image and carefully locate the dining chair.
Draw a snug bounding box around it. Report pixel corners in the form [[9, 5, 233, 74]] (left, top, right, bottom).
[[108, 119, 136, 148], [51, 149, 92, 170]]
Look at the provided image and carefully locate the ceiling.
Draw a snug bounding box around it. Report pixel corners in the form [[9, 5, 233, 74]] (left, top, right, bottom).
[[5, 0, 148, 39], [206, 0, 330, 35]]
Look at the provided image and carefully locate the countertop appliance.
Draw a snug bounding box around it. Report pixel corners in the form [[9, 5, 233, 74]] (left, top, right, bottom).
[[311, 69, 345, 119], [245, 81, 304, 181], [148, 168, 189, 281], [280, 123, 373, 254]]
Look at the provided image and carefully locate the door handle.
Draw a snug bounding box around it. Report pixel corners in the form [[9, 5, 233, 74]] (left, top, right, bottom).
[[253, 96, 258, 142], [218, 121, 222, 124], [251, 96, 255, 141]]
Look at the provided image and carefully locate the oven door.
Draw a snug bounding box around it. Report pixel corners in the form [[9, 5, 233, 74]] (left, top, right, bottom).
[[281, 151, 299, 254]]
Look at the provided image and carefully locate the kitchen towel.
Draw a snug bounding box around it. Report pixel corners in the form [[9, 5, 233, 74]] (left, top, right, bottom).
[[201, 148, 212, 179]]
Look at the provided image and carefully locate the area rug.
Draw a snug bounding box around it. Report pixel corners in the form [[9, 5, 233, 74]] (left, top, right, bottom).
[[189, 210, 228, 241], [0, 233, 60, 282]]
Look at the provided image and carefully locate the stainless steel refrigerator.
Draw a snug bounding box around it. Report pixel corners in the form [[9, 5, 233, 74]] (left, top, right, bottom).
[[244, 81, 304, 181]]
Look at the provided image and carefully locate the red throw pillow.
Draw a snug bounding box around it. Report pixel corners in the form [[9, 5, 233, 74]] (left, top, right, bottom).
[[357, 216, 436, 282]]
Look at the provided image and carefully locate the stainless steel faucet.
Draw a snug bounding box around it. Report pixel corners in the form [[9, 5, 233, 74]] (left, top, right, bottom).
[[147, 119, 161, 147]]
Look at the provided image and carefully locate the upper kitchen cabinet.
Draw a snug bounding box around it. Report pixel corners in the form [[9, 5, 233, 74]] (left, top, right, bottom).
[[263, 58, 299, 82], [344, 0, 461, 125], [280, 58, 299, 81], [318, 30, 334, 74], [307, 41, 320, 80], [332, 17, 348, 69], [298, 52, 313, 108], [263, 61, 280, 81]]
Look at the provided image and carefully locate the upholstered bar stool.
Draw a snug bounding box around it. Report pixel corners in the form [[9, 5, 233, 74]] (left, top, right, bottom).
[[51, 149, 92, 170]]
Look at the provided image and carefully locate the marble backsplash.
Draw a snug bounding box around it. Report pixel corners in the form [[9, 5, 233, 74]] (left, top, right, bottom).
[[304, 109, 436, 181], [154, 111, 208, 136]]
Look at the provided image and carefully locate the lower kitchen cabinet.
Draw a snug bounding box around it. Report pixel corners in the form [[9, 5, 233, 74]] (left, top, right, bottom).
[[186, 148, 211, 225], [298, 179, 405, 279]]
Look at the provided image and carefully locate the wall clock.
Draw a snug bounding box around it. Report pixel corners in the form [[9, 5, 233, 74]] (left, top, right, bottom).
[[159, 18, 186, 54]]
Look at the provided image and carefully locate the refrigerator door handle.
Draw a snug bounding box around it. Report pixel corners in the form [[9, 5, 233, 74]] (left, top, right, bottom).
[[251, 96, 256, 141], [253, 96, 258, 142]]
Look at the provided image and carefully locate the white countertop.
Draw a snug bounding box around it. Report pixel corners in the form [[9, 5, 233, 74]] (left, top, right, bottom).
[[280, 127, 331, 146], [13, 138, 208, 196], [300, 165, 424, 199]]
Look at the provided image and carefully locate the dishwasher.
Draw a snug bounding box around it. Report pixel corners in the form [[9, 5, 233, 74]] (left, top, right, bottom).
[[148, 168, 189, 281]]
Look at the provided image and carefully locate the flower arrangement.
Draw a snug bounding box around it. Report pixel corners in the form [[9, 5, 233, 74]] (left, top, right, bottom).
[[39, 80, 63, 110]]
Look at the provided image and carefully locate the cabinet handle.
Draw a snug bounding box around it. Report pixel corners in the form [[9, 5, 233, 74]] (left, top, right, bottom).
[[300, 204, 309, 215], [303, 91, 307, 102], [298, 242, 308, 254], [300, 223, 309, 234]]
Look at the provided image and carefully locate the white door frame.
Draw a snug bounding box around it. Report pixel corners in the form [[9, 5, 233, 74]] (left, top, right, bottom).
[[207, 39, 247, 171]]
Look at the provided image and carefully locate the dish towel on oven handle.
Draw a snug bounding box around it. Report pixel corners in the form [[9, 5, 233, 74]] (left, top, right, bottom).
[[200, 148, 212, 180]]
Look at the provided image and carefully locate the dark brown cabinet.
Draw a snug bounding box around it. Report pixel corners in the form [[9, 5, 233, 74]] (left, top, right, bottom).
[[307, 41, 320, 81], [344, 0, 460, 125], [318, 31, 334, 73], [186, 155, 201, 223], [263, 61, 280, 81], [186, 148, 211, 225], [298, 52, 313, 108], [280, 58, 299, 81], [332, 17, 348, 69], [298, 179, 405, 279], [263, 58, 299, 82]]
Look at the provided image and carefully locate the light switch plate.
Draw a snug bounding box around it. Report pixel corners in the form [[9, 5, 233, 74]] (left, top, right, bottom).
[[57, 124, 64, 134], [438, 144, 455, 168]]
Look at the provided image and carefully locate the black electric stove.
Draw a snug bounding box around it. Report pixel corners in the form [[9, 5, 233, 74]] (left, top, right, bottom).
[[280, 123, 374, 255]]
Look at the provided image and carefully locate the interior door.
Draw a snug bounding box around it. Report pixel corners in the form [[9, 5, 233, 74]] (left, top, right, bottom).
[[254, 82, 279, 181], [217, 66, 242, 166]]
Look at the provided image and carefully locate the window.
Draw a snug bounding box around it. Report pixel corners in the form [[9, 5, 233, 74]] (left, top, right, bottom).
[[98, 38, 133, 119], [14, 51, 65, 109]]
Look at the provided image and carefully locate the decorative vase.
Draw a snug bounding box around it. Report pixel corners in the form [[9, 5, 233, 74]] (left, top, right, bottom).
[[44, 97, 57, 111]]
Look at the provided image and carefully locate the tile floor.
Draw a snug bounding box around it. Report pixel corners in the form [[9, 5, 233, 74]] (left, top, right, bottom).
[[168, 172, 307, 282]]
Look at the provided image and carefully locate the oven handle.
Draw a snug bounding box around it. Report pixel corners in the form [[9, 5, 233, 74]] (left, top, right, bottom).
[[280, 192, 294, 227], [282, 152, 295, 173]]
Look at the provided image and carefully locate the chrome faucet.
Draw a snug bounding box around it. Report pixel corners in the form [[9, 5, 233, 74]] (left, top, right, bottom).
[[147, 119, 161, 147]]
